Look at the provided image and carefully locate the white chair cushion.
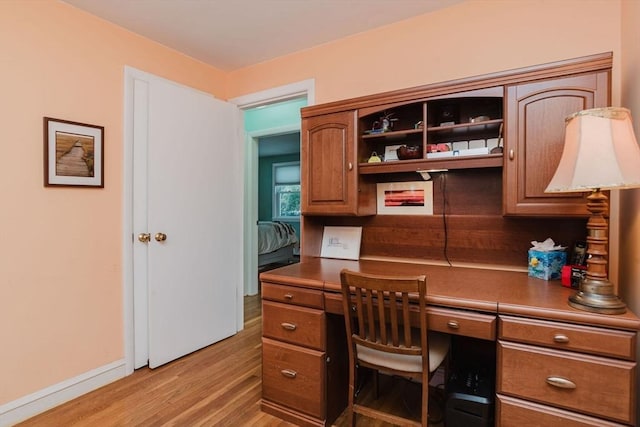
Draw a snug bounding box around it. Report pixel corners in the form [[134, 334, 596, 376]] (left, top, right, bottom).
[[356, 331, 449, 373]]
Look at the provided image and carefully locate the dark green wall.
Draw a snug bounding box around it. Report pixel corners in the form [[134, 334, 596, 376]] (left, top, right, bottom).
[[258, 153, 301, 241]]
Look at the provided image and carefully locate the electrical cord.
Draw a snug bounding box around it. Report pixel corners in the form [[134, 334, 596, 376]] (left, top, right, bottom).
[[440, 173, 452, 266]]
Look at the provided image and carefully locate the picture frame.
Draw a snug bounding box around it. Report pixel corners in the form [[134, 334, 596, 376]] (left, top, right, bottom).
[[383, 144, 402, 161], [376, 181, 434, 215], [44, 117, 104, 187], [320, 226, 363, 260]]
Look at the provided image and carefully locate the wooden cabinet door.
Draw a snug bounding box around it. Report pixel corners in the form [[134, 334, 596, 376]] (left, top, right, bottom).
[[301, 110, 375, 216], [504, 71, 610, 216]]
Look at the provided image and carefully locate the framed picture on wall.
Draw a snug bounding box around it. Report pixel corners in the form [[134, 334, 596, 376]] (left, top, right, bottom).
[[376, 181, 433, 215], [44, 117, 104, 187]]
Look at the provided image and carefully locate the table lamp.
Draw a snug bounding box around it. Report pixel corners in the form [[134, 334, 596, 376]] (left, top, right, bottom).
[[545, 107, 640, 314]]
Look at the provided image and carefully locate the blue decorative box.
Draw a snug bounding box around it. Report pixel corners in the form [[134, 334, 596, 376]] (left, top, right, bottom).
[[528, 249, 567, 280]]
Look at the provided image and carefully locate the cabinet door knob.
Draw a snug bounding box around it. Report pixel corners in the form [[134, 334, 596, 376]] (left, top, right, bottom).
[[546, 376, 576, 389], [281, 369, 297, 379], [348, 162, 353, 171], [447, 320, 460, 329], [509, 149, 514, 160], [281, 322, 297, 331], [553, 334, 569, 343]]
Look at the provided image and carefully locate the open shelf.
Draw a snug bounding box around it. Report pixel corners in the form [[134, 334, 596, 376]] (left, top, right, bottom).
[[427, 118, 503, 133], [362, 128, 423, 140], [358, 153, 503, 174]]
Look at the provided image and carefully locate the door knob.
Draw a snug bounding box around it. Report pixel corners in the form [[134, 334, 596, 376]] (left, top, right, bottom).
[[155, 232, 167, 242], [138, 233, 151, 243]]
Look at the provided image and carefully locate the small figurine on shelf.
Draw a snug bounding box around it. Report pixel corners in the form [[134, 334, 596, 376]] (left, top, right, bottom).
[[380, 112, 398, 132], [368, 151, 382, 163], [367, 111, 398, 134]]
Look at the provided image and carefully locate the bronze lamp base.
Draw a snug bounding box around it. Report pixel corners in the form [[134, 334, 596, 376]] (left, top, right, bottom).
[[568, 189, 626, 315], [568, 277, 626, 315]]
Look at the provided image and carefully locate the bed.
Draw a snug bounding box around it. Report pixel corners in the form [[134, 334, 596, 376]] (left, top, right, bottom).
[[258, 221, 298, 267]]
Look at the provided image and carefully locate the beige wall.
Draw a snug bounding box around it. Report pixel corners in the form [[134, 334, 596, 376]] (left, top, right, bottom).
[[0, 0, 226, 405], [1, 0, 631, 418], [227, 0, 622, 104], [620, 0, 640, 422]]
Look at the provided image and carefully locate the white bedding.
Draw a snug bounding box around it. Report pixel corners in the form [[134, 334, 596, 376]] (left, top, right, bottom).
[[258, 221, 298, 255]]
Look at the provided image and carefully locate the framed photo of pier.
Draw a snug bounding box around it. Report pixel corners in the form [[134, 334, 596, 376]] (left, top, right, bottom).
[[44, 117, 104, 187]]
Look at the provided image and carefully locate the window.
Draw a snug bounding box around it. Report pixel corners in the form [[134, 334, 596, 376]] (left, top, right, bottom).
[[273, 161, 300, 221]]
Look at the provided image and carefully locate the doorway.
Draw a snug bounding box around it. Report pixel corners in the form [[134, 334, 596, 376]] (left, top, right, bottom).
[[256, 132, 302, 275], [230, 81, 314, 299]]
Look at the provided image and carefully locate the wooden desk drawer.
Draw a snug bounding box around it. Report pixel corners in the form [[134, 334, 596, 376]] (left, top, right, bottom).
[[497, 341, 636, 424], [263, 301, 325, 350], [500, 315, 636, 360], [262, 338, 325, 419], [262, 282, 324, 309], [497, 394, 626, 427], [428, 307, 496, 340]]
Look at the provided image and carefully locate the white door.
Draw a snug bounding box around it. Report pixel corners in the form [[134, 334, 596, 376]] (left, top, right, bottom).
[[130, 70, 242, 368]]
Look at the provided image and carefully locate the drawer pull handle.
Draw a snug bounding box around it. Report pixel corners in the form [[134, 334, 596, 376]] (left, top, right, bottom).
[[546, 376, 576, 389], [284, 294, 294, 300], [281, 322, 297, 331], [281, 369, 297, 379], [553, 334, 570, 343], [447, 320, 460, 329]]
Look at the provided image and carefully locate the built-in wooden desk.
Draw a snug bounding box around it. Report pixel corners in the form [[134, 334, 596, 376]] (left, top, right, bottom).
[[260, 257, 639, 426]]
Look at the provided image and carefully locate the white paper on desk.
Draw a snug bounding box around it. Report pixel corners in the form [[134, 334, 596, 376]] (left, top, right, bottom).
[[320, 226, 362, 260]]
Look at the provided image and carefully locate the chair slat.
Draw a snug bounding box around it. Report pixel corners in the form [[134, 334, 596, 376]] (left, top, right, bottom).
[[377, 290, 387, 345], [389, 291, 399, 346], [366, 288, 375, 342], [402, 292, 411, 347]]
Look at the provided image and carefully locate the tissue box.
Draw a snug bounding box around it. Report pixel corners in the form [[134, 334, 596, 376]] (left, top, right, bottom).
[[528, 249, 567, 280]]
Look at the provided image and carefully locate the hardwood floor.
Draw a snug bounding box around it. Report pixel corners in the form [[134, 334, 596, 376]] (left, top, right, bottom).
[[17, 294, 441, 426], [17, 295, 293, 427]]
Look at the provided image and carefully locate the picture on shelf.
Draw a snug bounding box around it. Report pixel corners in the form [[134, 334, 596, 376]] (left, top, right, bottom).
[[320, 226, 362, 260], [384, 144, 402, 161], [377, 181, 433, 215]]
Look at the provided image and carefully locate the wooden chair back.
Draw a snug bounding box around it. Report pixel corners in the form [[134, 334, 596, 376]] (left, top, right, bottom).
[[340, 269, 428, 373]]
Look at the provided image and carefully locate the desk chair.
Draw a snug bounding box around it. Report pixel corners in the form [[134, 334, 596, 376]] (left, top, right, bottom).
[[340, 269, 449, 427]]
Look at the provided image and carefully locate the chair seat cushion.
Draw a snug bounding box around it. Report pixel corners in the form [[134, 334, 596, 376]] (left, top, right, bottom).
[[356, 331, 449, 373]]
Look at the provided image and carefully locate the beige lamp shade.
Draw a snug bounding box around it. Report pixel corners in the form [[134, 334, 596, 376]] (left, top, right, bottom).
[[545, 107, 640, 193]]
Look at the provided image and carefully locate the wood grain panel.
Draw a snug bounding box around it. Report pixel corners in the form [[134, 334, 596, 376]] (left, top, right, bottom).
[[262, 301, 326, 351], [262, 338, 326, 419], [499, 315, 636, 360], [316, 212, 585, 266], [303, 166, 586, 266], [262, 282, 324, 309], [497, 394, 626, 427], [497, 341, 636, 424]]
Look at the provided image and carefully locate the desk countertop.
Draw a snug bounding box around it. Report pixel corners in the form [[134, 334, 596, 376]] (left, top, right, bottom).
[[259, 257, 640, 331]]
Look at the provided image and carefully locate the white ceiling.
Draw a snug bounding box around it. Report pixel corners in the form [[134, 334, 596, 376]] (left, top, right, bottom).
[[63, 0, 463, 71]]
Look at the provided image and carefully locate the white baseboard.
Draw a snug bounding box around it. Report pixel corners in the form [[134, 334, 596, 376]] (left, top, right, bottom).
[[0, 359, 127, 427]]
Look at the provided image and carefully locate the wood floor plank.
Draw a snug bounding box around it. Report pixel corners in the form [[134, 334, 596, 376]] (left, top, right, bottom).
[[16, 294, 439, 426], [16, 295, 296, 427]]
